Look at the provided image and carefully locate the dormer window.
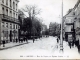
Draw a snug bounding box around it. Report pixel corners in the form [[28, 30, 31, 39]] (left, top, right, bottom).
[[73, 12, 75, 15], [74, 17, 77, 20]]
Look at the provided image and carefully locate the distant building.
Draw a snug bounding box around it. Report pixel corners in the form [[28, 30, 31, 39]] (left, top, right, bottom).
[[0, 0, 20, 44], [41, 24, 47, 36]]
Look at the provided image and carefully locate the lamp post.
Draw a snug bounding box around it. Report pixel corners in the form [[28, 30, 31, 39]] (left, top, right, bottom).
[[60, 0, 64, 52]]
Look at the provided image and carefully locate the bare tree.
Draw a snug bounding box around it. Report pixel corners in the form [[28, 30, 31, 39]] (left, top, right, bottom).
[[22, 5, 41, 19]]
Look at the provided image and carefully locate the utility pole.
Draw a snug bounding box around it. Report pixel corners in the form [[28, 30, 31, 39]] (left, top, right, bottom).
[[60, 0, 64, 52]]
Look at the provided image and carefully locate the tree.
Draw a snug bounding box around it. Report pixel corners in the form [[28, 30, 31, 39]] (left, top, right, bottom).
[[22, 17, 43, 39], [42, 24, 47, 36], [23, 17, 32, 38], [22, 5, 41, 19], [45, 29, 49, 37], [32, 17, 42, 37], [49, 22, 60, 36], [18, 9, 26, 38], [22, 5, 42, 38]]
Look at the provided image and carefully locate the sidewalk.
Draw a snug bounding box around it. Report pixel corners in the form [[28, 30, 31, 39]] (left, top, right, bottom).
[[54, 40, 80, 59], [0, 37, 46, 50], [0, 41, 28, 50]]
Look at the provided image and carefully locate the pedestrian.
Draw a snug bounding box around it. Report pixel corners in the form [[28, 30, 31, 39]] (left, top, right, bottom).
[[33, 37, 35, 43], [78, 45, 80, 53], [19, 38, 20, 43], [69, 42, 71, 49], [16, 38, 18, 43], [72, 40, 74, 47], [57, 37, 59, 43], [3, 40, 5, 47], [26, 37, 28, 43]]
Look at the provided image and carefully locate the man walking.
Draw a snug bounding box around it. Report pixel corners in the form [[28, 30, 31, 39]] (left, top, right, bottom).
[[56, 37, 59, 48], [57, 37, 59, 43]]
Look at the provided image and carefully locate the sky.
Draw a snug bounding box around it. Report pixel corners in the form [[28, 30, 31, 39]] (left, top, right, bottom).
[[18, 0, 78, 27]]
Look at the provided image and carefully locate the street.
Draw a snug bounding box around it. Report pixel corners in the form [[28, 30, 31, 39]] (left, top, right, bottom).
[[0, 36, 80, 59], [0, 36, 58, 59]]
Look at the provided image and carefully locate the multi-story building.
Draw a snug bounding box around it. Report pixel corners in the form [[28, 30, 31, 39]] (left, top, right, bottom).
[[63, 9, 75, 42], [73, 0, 80, 45], [0, 0, 19, 44], [63, 0, 80, 46]]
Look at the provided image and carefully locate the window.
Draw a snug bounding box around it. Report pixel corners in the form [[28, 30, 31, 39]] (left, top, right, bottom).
[[6, 9, 8, 15], [13, 2, 15, 9], [2, 22, 4, 27], [71, 26, 73, 31], [13, 13, 15, 18], [4, 31, 8, 38], [2, 0, 4, 3], [16, 25, 17, 29], [10, 0, 12, 7], [10, 11, 12, 17], [6, 23, 8, 28], [6, 31, 8, 39], [16, 14, 17, 18], [16, 4, 17, 11], [73, 12, 75, 15], [18, 26, 20, 29], [10, 24, 12, 29], [6, 0, 8, 6], [13, 24, 15, 29], [75, 8, 77, 12], [78, 3, 80, 7], [2, 7, 4, 14]]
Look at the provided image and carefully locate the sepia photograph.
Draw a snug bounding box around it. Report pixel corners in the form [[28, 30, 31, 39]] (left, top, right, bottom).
[[0, 0, 80, 59]]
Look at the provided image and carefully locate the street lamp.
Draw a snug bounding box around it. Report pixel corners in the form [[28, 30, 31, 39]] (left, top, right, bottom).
[[60, 0, 64, 52]]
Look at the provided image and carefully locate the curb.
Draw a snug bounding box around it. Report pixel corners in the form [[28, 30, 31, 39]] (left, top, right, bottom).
[[0, 42, 28, 50]]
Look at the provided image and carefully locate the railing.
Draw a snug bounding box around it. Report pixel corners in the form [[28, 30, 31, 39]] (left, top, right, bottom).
[[66, 23, 73, 25], [0, 14, 19, 23]]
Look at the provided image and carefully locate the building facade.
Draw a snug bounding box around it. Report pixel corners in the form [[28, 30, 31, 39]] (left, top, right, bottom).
[[0, 0, 19, 44], [63, 0, 80, 46], [73, 0, 80, 45], [63, 9, 75, 42], [41, 24, 47, 36]]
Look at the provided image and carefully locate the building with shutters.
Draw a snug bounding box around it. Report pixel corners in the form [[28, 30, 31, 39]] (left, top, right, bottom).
[[0, 0, 20, 44]]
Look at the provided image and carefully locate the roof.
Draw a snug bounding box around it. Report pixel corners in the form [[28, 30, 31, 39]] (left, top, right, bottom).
[[73, 0, 80, 9], [64, 0, 80, 17]]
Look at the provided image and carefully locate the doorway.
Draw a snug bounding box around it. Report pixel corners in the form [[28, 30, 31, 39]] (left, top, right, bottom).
[[10, 30, 12, 42]]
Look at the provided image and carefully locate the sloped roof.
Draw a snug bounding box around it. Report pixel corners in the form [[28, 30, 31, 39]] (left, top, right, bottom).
[[64, 0, 80, 17], [73, 0, 80, 9]]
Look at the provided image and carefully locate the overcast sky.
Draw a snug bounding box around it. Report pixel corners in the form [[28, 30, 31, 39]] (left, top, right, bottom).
[[18, 0, 78, 27]]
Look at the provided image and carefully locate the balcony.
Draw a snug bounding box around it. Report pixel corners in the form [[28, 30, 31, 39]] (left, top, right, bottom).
[[66, 23, 73, 25], [0, 14, 19, 24]]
